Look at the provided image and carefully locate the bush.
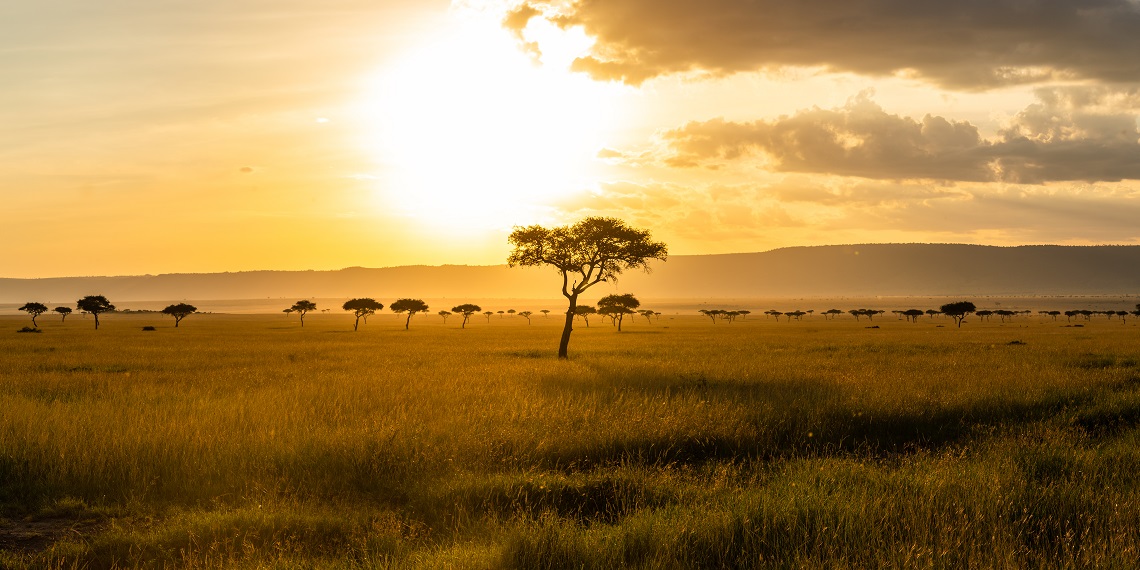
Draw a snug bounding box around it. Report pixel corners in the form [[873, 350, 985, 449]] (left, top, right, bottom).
[[142, 326, 157, 331], [17, 327, 41, 333]]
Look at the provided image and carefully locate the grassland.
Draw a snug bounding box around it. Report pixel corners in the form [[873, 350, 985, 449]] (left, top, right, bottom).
[[3, 310, 1140, 568]]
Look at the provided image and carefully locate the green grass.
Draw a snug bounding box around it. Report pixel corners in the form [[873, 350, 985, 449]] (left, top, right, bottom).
[[3, 311, 1140, 568]]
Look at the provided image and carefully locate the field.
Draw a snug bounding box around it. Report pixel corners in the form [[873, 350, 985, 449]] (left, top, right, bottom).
[[3, 309, 1140, 568]]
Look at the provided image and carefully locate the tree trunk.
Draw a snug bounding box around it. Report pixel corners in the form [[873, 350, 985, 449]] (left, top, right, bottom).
[[405, 313, 412, 330], [354, 316, 360, 331], [175, 317, 181, 328], [616, 314, 623, 332], [558, 295, 577, 359], [94, 313, 100, 329]]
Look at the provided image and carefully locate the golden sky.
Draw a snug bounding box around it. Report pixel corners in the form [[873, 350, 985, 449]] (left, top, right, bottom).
[[3, 0, 1140, 278]]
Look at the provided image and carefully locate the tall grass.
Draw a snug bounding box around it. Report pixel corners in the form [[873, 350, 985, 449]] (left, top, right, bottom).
[[2, 312, 1140, 568]]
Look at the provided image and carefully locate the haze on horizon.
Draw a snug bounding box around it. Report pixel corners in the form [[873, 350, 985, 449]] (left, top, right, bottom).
[[3, 0, 1139, 279]]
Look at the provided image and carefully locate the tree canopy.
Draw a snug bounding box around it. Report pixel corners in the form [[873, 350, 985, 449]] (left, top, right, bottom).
[[508, 217, 666, 358], [76, 295, 115, 329], [598, 293, 640, 331], [18, 302, 48, 327], [940, 301, 977, 328], [291, 300, 317, 327], [161, 303, 198, 327], [54, 306, 72, 322], [342, 298, 384, 331], [452, 303, 482, 328], [391, 298, 429, 330]]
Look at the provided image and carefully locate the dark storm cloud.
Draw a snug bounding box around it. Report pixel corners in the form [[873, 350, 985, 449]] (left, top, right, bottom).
[[657, 92, 1140, 183], [508, 0, 1140, 89]]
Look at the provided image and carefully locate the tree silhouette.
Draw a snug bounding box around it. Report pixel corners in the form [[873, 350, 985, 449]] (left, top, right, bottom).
[[902, 309, 924, 323], [699, 309, 719, 323], [574, 305, 597, 327], [76, 295, 115, 329], [54, 306, 72, 322], [823, 309, 843, 320], [940, 301, 976, 328], [391, 298, 429, 330], [483, 310, 494, 323], [452, 304, 482, 328], [343, 298, 384, 331], [508, 217, 666, 358], [497, 310, 505, 318], [290, 300, 316, 327], [18, 302, 48, 327], [161, 303, 198, 327], [598, 294, 640, 332], [638, 309, 654, 323], [519, 310, 533, 324], [507, 309, 516, 317], [438, 310, 452, 323], [541, 309, 551, 318]]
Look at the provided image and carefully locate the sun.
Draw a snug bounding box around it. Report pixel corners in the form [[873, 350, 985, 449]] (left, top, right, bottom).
[[359, 7, 621, 232]]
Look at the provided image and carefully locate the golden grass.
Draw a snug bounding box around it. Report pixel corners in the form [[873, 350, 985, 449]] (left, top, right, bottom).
[[2, 311, 1140, 568]]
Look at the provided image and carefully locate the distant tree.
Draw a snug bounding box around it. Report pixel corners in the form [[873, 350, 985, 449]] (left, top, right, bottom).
[[738, 310, 751, 320], [508, 216, 667, 359], [438, 310, 452, 323], [995, 309, 1016, 323], [18, 302, 48, 327], [699, 309, 718, 323], [925, 309, 941, 319], [452, 304, 482, 328], [76, 295, 115, 329], [976, 310, 993, 322], [770, 310, 784, 321], [638, 309, 655, 323], [519, 310, 533, 324], [902, 309, 924, 323], [290, 300, 317, 327], [161, 303, 198, 327], [483, 310, 494, 323], [574, 305, 597, 327], [848, 309, 862, 321], [497, 310, 505, 318], [541, 309, 551, 318], [507, 309, 516, 317], [391, 298, 429, 330], [823, 309, 843, 320], [54, 306, 72, 322], [342, 298, 384, 331], [940, 301, 976, 328]]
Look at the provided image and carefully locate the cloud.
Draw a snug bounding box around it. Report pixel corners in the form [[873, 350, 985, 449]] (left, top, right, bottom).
[[240, 166, 254, 173], [652, 91, 1140, 183], [512, 0, 1140, 89]]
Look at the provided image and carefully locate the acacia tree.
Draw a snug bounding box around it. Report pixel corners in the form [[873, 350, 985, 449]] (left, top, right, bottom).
[[76, 295, 115, 329], [598, 294, 640, 332], [343, 298, 384, 331], [508, 217, 666, 358], [483, 310, 494, 323], [290, 300, 317, 327], [940, 301, 976, 328], [574, 305, 597, 327], [438, 310, 452, 323], [452, 304, 482, 328], [161, 303, 198, 327], [54, 306, 72, 322], [540, 309, 550, 318], [18, 302, 48, 327], [391, 298, 429, 330], [902, 309, 924, 323], [519, 310, 533, 324], [638, 309, 654, 323]]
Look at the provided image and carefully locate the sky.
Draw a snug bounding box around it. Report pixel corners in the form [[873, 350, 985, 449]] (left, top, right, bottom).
[[3, 0, 1140, 278]]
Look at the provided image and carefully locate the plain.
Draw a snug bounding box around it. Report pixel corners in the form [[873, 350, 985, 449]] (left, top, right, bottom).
[[2, 309, 1140, 569]]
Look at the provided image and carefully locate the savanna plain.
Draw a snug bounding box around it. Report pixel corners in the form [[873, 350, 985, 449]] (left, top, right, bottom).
[[3, 309, 1140, 569]]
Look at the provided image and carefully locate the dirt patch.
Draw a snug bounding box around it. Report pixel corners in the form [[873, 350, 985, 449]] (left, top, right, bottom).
[[0, 517, 100, 554]]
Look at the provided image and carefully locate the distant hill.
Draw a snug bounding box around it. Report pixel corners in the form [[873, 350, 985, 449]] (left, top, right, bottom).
[[3, 244, 1140, 304]]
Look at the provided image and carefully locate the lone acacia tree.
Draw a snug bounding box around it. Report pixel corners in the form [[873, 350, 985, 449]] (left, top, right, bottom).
[[574, 305, 597, 327], [391, 298, 429, 330], [940, 301, 977, 328], [18, 302, 48, 327], [452, 304, 482, 328], [291, 300, 317, 327], [598, 293, 640, 332], [508, 217, 666, 358], [161, 303, 197, 327], [76, 295, 115, 329], [342, 298, 384, 331], [54, 306, 72, 322]]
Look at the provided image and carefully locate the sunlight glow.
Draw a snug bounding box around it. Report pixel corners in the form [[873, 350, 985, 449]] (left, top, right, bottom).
[[359, 8, 621, 232]]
